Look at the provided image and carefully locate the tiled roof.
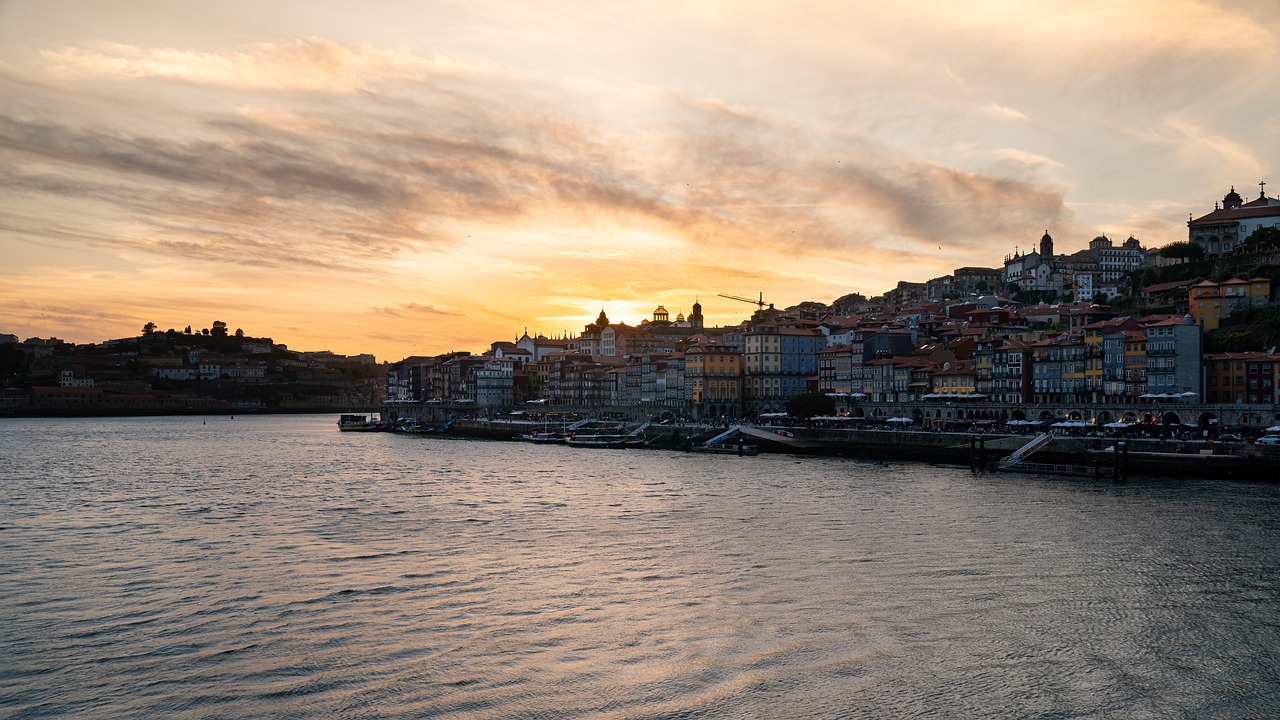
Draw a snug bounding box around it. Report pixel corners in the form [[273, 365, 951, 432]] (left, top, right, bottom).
[[1190, 205, 1280, 224]]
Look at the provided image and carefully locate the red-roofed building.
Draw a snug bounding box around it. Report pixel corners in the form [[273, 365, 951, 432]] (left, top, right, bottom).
[[1188, 277, 1272, 331], [1189, 183, 1280, 257], [1203, 352, 1280, 405]]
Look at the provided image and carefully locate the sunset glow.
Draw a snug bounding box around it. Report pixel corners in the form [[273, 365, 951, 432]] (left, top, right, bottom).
[[2, 1, 1276, 359]]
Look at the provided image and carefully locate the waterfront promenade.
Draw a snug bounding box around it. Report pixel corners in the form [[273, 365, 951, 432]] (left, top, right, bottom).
[[380, 402, 1280, 482]]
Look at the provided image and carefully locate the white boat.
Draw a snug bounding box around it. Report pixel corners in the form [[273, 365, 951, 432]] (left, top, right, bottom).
[[338, 414, 389, 431], [520, 430, 567, 444], [565, 432, 631, 448]]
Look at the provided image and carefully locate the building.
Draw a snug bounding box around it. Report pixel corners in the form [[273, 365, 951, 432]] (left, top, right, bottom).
[[1188, 277, 1273, 332], [475, 358, 517, 408], [684, 343, 742, 420], [1203, 352, 1279, 405], [1142, 316, 1202, 397], [1189, 183, 1280, 257], [741, 323, 824, 415]]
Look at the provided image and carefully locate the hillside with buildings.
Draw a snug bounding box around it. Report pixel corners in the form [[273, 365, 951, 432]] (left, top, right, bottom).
[[384, 184, 1280, 421], [6, 184, 1279, 420], [0, 325, 383, 415]]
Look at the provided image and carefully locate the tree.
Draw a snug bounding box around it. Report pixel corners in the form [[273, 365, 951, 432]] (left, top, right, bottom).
[[786, 392, 835, 420], [0, 343, 26, 378], [1242, 227, 1280, 254], [142, 322, 157, 335], [235, 328, 245, 338], [211, 320, 228, 338], [1158, 241, 1206, 263]]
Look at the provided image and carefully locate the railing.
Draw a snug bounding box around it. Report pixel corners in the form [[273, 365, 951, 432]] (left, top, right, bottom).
[[997, 460, 1116, 478], [703, 426, 743, 447], [999, 432, 1053, 466]]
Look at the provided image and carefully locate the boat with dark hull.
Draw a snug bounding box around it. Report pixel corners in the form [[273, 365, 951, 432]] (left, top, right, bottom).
[[338, 414, 391, 431], [520, 431, 567, 444], [690, 443, 758, 456], [566, 433, 633, 448]]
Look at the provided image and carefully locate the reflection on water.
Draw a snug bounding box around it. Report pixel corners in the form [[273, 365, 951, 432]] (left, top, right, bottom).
[[2, 415, 1279, 718]]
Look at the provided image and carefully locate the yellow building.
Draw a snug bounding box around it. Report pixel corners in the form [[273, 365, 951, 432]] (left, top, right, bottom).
[[1203, 352, 1280, 404], [1122, 330, 1148, 398], [1189, 277, 1272, 331], [684, 343, 742, 420]]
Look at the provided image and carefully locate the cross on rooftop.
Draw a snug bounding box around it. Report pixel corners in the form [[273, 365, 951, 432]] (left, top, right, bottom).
[[1261, 180, 1267, 198]]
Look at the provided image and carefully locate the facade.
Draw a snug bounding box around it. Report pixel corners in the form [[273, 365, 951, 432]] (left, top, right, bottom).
[[742, 324, 824, 415], [475, 358, 516, 408], [1099, 236, 1145, 284], [1189, 184, 1280, 257], [1188, 277, 1273, 332], [1142, 316, 1202, 397], [817, 344, 854, 395], [1203, 352, 1279, 405], [684, 343, 742, 420]]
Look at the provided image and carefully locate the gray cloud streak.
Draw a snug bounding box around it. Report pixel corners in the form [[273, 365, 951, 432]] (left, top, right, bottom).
[[0, 40, 1073, 276]]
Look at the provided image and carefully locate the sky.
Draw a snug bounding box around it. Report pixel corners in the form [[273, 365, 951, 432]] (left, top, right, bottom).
[[1, 1, 1276, 360]]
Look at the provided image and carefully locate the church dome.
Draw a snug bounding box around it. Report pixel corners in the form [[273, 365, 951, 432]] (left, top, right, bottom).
[[1224, 186, 1243, 209]]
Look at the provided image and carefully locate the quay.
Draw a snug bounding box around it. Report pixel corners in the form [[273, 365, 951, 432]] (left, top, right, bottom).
[[379, 403, 1279, 482]]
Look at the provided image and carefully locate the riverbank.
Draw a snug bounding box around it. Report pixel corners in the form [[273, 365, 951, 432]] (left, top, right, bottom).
[[435, 418, 1278, 482]]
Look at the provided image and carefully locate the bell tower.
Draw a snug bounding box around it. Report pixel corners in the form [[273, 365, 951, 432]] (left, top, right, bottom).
[[1039, 230, 1054, 257]]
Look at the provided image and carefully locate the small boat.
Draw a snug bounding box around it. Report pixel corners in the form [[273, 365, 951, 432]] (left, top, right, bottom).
[[338, 414, 385, 431], [395, 421, 437, 434], [520, 430, 567, 444], [690, 443, 758, 456], [566, 432, 631, 448]]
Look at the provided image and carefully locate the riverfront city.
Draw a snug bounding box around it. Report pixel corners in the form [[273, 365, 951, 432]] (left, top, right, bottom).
[[6, 183, 1280, 443]]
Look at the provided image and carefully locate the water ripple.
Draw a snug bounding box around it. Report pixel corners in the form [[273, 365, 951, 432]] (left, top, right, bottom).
[[2, 416, 1280, 719]]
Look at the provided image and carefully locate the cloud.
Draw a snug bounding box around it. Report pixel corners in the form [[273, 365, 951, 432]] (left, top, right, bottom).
[[38, 37, 464, 93], [371, 302, 465, 317], [1114, 114, 1264, 179], [980, 102, 1029, 123], [993, 148, 1064, 169]]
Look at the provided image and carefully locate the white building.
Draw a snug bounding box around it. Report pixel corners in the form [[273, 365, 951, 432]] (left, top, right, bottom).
[[1189, 183, 1280, 257]]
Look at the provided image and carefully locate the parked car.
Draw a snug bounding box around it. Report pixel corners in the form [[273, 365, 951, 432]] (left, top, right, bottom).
[[1217, 433, 1244, 443], [1256, 435, 1280, 446]]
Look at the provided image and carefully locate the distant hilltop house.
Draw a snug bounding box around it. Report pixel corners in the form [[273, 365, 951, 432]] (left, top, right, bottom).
[[1189, 182, 1280, 257]]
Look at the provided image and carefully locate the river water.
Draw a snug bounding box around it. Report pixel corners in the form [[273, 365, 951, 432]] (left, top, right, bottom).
[[2, 414, 1279, 719]]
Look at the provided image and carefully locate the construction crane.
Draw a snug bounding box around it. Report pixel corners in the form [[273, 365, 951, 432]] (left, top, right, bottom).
[[718, 292, 773, 310]]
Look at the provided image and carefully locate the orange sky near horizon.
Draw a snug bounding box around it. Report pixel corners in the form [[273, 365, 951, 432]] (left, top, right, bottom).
[[1, 1, 1276, 361]]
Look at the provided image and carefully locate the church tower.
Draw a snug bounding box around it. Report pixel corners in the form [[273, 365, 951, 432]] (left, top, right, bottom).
[[1223, 186, 1243, 210], [1039, 230, 1054, 258], [690, 299, 704, 332]]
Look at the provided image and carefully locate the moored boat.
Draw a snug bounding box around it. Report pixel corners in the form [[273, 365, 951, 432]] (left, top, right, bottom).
[[338, 414, 393, 431], [566, 432, 631, 448], [520, 430, 567, 444], [690, 443, 758, 456]]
